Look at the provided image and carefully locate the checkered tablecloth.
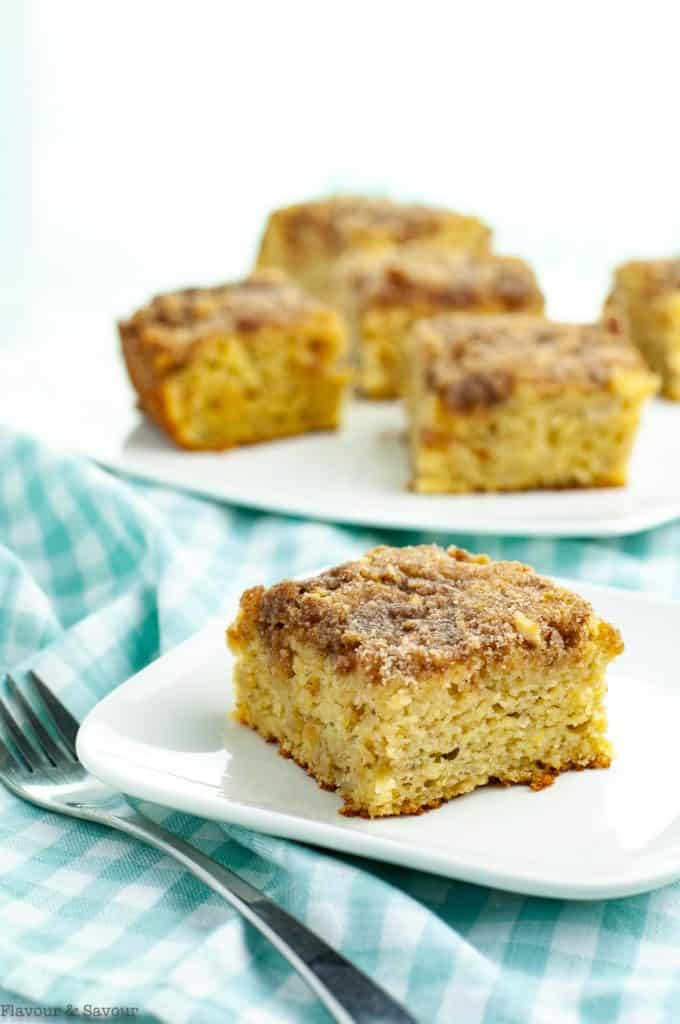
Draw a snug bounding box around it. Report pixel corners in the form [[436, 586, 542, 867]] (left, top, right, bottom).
[[1, 428, 680, 1024]]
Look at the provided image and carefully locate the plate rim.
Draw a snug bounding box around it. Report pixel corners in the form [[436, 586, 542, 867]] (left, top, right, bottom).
[[93, 453, 680, 539]]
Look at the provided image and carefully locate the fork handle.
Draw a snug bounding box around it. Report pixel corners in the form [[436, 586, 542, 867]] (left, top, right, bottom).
[[106, 808, 415, 1024]]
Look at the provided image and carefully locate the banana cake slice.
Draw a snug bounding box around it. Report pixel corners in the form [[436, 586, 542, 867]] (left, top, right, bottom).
[[335, 246, 544, 398], [118, 270, 350, 450], [407, 315, 658, 493], [227, 545, 623, 818], [605, 258, 680, 400], [256, 194, 491, 308]]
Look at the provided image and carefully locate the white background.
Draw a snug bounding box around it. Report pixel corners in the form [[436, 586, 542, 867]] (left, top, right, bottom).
[[2, 0, 679, 411]]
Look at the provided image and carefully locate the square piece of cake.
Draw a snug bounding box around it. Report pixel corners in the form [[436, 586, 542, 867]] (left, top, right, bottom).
[[605, 258, 680, 400], [119, 271, 351, 450], [407, 315, 658, 493], [256, 195, 491, 307], [336, 247, 544, 398], [227, 545, 622, 818]]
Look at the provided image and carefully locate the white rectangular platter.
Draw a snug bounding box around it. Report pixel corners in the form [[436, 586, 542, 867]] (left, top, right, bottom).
[[2, 339, 678, 538]]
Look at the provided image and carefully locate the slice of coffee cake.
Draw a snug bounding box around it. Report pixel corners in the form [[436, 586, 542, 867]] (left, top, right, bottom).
[[119, 270, 350, 450], [336, 247, 544, 398], [227, 545, 622, 818], [605, 258, 680, 400], [256, 195, 491, 307], [406, 315, 657, 493]]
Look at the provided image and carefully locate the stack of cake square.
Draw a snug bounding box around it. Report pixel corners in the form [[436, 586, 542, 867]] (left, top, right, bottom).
[[256, 196, 545, 402], [118, 192, 663, 494], [332, 246, 544, 399]]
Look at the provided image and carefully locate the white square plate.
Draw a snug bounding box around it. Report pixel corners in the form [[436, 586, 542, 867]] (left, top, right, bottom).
[[77, 576, 680, 900]]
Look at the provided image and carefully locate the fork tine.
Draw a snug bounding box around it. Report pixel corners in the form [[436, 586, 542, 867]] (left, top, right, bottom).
[[6, 676, 69, 767], [0, 732, 24, 780], [28, 670, 80, 759], [0, 696, 38, 771]]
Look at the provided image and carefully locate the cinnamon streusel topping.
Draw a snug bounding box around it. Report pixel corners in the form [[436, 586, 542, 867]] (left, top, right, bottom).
[[339, 248, 542, 312], [247, 545, 609, 684], [278, 196, 489, 254], [119, 271, 326, 354], [415, 315, 653, 411]]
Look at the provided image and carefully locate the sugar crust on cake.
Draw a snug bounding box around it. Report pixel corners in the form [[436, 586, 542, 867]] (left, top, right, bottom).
[[414, 315, 654, 411], [239, 545, 600, 684]]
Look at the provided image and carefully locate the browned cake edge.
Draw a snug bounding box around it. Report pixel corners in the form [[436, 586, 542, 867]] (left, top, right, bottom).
[[119, 321, 183, 445]]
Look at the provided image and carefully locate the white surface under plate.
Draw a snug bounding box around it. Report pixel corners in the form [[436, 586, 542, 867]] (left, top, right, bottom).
[[78, 577, 680, 901]]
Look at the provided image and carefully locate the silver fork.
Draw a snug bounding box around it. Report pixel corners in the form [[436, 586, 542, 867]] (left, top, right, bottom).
[[0, 672, 416, 1024]]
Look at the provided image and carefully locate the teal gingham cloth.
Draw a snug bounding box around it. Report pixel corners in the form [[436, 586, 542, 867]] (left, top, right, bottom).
[[2, 429, 680, 1024]]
